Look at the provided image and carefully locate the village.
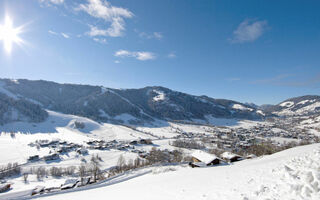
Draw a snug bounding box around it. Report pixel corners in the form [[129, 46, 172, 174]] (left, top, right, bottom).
[[1, 115, 320, 198]]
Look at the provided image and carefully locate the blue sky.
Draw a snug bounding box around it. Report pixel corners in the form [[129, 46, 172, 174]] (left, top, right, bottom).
[[0, 0, 319, 105]]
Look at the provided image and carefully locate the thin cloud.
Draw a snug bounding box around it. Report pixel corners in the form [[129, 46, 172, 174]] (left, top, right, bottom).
[[93, 38, 107, 44], [139, 31, 163, 40], [230, 19, 268, 43], [86, 24, 126, 38], [48, 30, 70, 39], [115, 50, 156, 61], [226, 78, 241, 82], [61, 32, 70, 38], [48, 30, 58, 35], [77, 0, 133, 37], [87, 25, 108, 37], [168, 52, 176, 58], [39, 0, 64, 5]]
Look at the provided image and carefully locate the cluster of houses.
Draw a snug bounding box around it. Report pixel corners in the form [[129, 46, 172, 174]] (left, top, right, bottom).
[[189, 150, 248, 168], [85, 139, 152, 150], [27, 138, 154, 164], [29, 139, 83, 154], [28, 139, 90, 163], [30, 177, 96, 196], [171, 116, 320, 155]]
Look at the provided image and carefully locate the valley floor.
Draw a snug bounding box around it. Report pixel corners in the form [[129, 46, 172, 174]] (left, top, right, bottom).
[[29, 143, 320, 200]]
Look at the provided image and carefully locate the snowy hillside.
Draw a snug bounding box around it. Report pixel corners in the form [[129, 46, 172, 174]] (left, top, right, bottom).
[[31, 143, 320, 200], [264, 95, 320, 116]]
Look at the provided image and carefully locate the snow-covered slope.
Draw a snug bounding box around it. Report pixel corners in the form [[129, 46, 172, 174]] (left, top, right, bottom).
[[266, 95, 320, 116], [35, 144, 320, 200], [0, 110, 155, 165]]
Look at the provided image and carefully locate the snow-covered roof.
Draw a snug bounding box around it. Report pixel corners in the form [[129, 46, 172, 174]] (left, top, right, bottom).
[[192, 162, 207, 167], [221, 152, 242, 160], [191, 150, 219, 164]]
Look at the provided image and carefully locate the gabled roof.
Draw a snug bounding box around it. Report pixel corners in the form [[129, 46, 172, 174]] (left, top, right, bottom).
[[191, 150, 220, 164], [221, 152, 242, 160]]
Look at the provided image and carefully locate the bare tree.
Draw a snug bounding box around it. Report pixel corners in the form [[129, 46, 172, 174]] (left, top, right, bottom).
[[117, 155, 126, 172], [36, 167, 47, 180], [133, 157, 141, 168], [90, 155, 101, 182], [78, 164, 87, 185], [23, 173, 28, 183]]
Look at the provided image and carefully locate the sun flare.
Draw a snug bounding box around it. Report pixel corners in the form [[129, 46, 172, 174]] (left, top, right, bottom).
[[0, 15, 23, 53]]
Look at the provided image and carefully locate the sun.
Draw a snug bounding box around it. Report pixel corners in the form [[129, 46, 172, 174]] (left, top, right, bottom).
[[0, 15, 23, 53]]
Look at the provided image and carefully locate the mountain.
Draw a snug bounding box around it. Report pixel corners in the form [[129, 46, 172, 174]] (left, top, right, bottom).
[[263, 95, 320, 116], [0, 78, 264, 125], [0, 80, 48, 125]]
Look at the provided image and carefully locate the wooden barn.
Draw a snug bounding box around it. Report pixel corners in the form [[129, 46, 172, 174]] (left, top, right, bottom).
[[189, 150, 223, 168]]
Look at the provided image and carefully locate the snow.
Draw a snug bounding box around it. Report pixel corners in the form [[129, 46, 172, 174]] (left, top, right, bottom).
[[0, 110, 156, 165], [256, 110, 265, 116], [220, 152, 240, 160], [152, 90, 166, 102], [98, 109, 109, 118], [0, 80, 18, 100], [269, 137, 301, 144], [245, 145, 320, 199], [205, 115, 240, 126], [279, 101, 294, 107], [308, 129, 320, 137], [232, 104, 253, 111], [0, 110, 101, 134], [296, 102, 320, 113], [100, 87, 108, 95], [107, 89, 153, 118], [195, 97, 209, 104], [276, 101, 320, 116], [297, 99, 315, 105], [35, 144, 320, 200], [10, 79, 19, 84], [114, 114, 137, 123], [191, 150, 219, 164]]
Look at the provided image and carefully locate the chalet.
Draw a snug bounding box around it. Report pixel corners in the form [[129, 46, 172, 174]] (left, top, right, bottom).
[[129, 140, 138, 145], [139, 139, 152, 145], [39, 140, 59, 148], [189, 150, 223, 168], [246, 154, 257, 159], [138, 152, 148, 158], [76, 148, 88, 155], [221, 152, 243, 162], [31, 186, 45, 195], [44, 153, 60, 161], [61, 179, 79, 190], [0, 183, 11, 193], [28, 155, 40, 162]]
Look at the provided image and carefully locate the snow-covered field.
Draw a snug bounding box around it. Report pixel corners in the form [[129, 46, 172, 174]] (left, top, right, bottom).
[[30, 143, 320, 200]]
